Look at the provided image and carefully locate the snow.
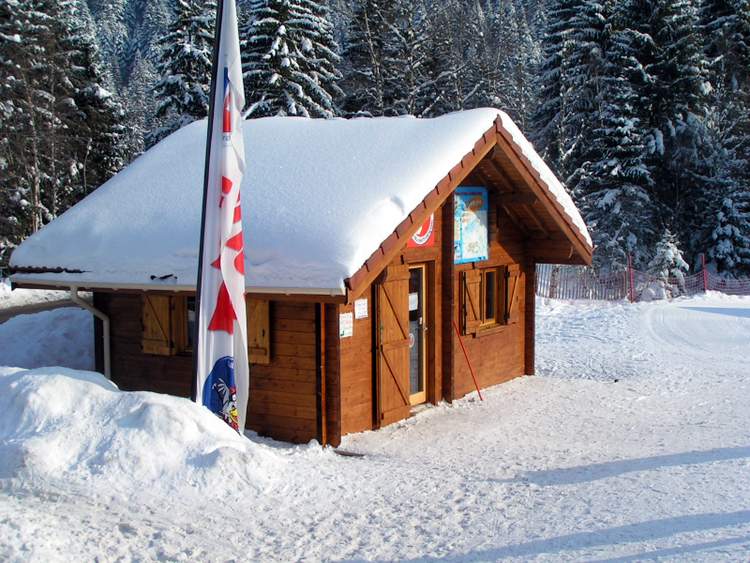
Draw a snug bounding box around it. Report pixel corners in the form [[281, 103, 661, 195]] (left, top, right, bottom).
[[1, 294, 749, 560], [0, 366, 281, 498], [11, 109, 591, 294], [0, 278, 69, 311], [0, 307, 93, 370]]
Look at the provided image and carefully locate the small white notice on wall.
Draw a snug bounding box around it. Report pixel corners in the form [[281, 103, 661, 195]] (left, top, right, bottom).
[[409, 292, 419, 311], [354, 298, 369, 319], [339, 312, 354, 338]]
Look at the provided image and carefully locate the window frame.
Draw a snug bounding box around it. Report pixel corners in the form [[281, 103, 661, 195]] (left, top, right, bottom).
[[478, 266, 508, 330]]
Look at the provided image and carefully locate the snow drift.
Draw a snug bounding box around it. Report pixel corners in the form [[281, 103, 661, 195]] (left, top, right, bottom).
[[0, 308, 93, 370], [0, 368, 282, 494]]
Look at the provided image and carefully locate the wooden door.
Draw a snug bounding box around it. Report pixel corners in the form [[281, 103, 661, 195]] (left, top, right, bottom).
[[376, 264, 411, 426]]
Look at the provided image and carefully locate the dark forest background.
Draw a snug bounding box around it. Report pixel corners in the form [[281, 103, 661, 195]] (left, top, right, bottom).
[[1, 0, 748, 278]]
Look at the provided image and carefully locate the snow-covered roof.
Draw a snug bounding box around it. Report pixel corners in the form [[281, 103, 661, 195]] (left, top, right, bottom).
[[11, 109, 591, 295]]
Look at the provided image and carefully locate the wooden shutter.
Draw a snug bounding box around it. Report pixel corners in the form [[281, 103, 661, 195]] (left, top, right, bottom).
[[376, 264, 411, 426], [142, 294, 175, 355], [505, 265, 522, 324], [247, 298, 271, 365], [461, 269, 482, 335]]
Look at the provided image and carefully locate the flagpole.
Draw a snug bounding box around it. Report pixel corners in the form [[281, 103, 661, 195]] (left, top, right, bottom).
[[192, 0, 226, 402]]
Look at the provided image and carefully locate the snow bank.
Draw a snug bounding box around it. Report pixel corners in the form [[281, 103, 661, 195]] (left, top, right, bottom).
[[0, 278, 69, 310], [0, 296, 748, 560], [11, 109, 591, 293], [0, 368, 282, 494], [0, 307, 93, 370]]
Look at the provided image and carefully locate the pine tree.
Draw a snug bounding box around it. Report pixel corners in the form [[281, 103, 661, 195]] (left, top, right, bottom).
[[575, 17, 659, 271], [700, 0, 750, 93], [340, 0, 390, 115], [695, 99, 750, 273], [530, 0, 582, 171], [559, 0, 610, 192], [648, 229, 690, 293], [148, 0, 215, 146], [86, 0, 128, 85], [634, 0, 711, 242], [383, 1, 430, 116], [242, 0, 343, 118], [420, 0, 482, 116], [0, 0, 128, 264], [492, 1, 540, 127], [699, 0, 750, 274]]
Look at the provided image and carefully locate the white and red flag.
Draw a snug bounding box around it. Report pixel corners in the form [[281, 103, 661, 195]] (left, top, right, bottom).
[[195, 0, 248, 432]]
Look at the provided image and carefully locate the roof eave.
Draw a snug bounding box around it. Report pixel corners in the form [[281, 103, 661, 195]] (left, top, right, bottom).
[[10, 274, 347, 302], [344, 117, 593, 303]]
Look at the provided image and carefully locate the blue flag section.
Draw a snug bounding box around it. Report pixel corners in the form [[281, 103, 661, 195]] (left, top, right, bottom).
[[202, 356, 240, 431]]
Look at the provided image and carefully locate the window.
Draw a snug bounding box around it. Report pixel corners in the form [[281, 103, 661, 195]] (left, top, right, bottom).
[[186, 297, 196, 351], [484, 270, 497, 325], [141, 294, 270, 364], [461, 265, 521, 335]]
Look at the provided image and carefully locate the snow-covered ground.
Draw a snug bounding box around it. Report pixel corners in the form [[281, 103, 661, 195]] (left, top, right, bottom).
[[1, 294, 749, 561], [0, 278, 69, 311]]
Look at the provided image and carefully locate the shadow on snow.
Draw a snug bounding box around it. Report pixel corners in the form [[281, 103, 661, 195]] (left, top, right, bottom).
[[499, 446, 750, 486]]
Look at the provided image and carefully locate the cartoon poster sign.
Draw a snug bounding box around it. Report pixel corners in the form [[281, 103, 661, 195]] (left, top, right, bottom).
[[407, 214, 436, 248], [454, 187, 489, 264]]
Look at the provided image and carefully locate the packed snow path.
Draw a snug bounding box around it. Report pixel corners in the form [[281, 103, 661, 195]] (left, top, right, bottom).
[[1, 294, 749, 561]]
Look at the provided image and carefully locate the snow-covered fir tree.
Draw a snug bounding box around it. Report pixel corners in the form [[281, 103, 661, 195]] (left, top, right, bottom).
[[147, 0, 215, 146], [575, 15, 659, 271], [491, 1, 540, 127], [420, 0, 484, 116], [0, 0, 128, 265], [630, 0, 712, 247], [530, 0, 582, 172], [559, 0, 610, 192], [242, 0, 343, 118], [695, 99, 750, 273], [383, 1, 430, 116], [340, 0, 391, 115], [647, 229, 690, 291], [699, 0, 750, 273]]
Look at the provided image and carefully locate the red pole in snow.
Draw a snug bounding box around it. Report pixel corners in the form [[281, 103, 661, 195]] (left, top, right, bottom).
[[627, 254, 636, 303], [452, 319, 484, 401], [701, 253, 709, 292]]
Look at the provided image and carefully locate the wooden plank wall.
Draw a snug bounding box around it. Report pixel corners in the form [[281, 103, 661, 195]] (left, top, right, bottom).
[[337, 211, 444, 437], [248, 302, 318, 443], [337, 294, 374, 436], [94, 293, 320, 444], [94, 293, 193, 397], [449, 180, 529, 400]]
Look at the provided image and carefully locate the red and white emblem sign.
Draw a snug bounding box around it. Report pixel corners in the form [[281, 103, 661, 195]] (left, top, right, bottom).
[[407, 214, 436, 248]]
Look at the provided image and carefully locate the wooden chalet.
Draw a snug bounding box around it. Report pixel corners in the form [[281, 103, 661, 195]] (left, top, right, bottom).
[[11, 109, 592, 446]]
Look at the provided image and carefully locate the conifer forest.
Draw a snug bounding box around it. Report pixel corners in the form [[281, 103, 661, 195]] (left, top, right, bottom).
[[1, 0, 749, 277]]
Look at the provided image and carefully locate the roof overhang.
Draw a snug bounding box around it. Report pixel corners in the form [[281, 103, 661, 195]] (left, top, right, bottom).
[[343, 117, 593, 303], [9, 274, 347, 303]]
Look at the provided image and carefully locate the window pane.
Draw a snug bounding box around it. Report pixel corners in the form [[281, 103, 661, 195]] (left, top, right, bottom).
[[484, 271, 496, 321], [187, 297, 196, 349]]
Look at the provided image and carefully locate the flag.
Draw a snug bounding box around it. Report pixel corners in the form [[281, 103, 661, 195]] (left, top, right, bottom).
[[195, 0, 248, 432]]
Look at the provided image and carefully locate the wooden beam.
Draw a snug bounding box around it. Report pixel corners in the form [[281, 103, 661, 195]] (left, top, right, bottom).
[[495, 129, 592, 264], [484, 157, 517, 193], [523, 203, 549, 237], [498, 205, 529, 237], [497, 192, 538, 205], [525, 238, 587, 265], [345, 123, 500, 302]]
